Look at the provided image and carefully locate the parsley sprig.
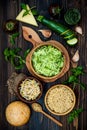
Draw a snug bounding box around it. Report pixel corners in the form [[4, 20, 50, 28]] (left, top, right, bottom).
[[63, 66, 86, 90], [68, 108, 83, 123], [10, 32, 20, 45], [21, 3, 38, 17], [4, 47, 30, 69]]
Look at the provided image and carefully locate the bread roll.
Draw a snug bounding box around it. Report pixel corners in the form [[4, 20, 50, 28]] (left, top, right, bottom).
[[5, 101, 31, 126]]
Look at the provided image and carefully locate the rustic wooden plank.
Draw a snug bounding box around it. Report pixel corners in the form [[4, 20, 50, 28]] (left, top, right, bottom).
[[0, 0, 87, 130]]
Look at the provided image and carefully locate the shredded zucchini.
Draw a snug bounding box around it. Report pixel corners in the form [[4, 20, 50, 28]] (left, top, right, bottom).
[[32, 45, 64, 77]]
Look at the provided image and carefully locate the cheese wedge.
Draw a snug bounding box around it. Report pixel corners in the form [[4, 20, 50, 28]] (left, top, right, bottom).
[[16, 5, 38, 26]]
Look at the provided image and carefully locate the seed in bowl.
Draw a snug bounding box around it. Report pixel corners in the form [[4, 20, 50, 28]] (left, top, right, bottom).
[[45, 85, 76, 115], [19, 78, 41, 101], [32, 45, 64, 77]]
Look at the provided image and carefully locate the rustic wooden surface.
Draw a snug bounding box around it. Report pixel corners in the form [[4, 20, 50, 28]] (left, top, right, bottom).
[[0, 0, 87, 130]]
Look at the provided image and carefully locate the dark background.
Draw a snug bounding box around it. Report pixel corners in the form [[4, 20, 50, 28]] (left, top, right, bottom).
[[0, 0, 87, 130]]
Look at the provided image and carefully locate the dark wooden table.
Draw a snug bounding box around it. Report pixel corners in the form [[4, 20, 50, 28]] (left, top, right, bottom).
[[0, 0, 87, 130]]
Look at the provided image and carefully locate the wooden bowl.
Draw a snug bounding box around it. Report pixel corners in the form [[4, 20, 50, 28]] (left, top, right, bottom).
[[16, 77, 43, 104], [26, 41, 70, 82], [44, 84, 76, 115], [22, 26, 70, 82]]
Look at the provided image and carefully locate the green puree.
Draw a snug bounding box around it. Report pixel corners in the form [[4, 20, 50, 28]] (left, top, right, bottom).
[[32, 45, 64, 77]]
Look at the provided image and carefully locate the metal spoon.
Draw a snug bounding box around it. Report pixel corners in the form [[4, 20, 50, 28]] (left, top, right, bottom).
[[31, 103, 63, 127]]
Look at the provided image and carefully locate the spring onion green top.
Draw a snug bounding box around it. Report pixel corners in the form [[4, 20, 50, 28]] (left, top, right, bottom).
[[32, 45, 64, 77]]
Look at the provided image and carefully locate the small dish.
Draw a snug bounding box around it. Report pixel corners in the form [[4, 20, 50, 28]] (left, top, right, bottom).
[[44, 84, 76, 115], [16, 77, 43, 103], [3, 19, 19, 34]]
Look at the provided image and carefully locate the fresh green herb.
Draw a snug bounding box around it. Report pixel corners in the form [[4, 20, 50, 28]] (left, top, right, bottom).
[[63, 66, 86, 90], [68, 108, 83, 123], [10, 32, 20, 45], [4, 47, 30, 69], [31, 8, 38, 16], [21, 3, 37, 17], [23, 48, 30, 59], [49, 4, 62, 18], [21, 3, 29, 17]]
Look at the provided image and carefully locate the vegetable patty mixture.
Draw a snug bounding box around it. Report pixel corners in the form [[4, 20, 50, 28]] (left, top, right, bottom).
[[32, 45, 64, 77]]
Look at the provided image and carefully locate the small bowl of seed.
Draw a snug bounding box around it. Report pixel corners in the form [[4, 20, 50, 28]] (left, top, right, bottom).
[[17, 77, 43, 103]]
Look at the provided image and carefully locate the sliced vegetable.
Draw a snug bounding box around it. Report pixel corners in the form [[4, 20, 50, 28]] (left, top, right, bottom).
[[37, 15, 78, 45], [67, 38, 78, 46], [64, 8, 81, 25]]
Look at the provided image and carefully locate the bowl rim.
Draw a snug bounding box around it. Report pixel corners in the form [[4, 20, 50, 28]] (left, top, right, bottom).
[[16, 76, 43, 104], [44, 84, 76, 116], [26, 41, 70, 82]]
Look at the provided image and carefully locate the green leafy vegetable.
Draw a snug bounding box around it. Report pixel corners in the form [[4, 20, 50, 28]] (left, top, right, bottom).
[[4, 47, 30, 69], [32, 45, 64, 77], [10, 32, 20, 45], [63, 66, 86, 90], [64, 8, 81, 25], [68, 108, 83, 123]]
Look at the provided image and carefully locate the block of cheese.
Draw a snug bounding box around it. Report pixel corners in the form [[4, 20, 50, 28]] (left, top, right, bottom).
[[16, 5, 38, 26]]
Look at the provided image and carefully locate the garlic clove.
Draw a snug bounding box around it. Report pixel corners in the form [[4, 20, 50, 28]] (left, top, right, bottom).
[[72, 50, 80, 62], [75, 26, 83, 35], [71, 61, 78, 68], [38, 29, 52, 38]]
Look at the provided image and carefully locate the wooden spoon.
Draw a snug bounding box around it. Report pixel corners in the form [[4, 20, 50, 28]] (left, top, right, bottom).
[[31, 103, 63, 127]]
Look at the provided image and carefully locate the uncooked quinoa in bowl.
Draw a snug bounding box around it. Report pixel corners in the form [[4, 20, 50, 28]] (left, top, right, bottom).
[[44, 84, 76, 115]]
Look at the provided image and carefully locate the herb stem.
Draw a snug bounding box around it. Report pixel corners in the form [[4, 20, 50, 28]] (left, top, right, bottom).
[[14, 55, 26, 63]]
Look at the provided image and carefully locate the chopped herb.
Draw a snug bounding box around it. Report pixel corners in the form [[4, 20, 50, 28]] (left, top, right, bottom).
[[21, 3, 38, 17], [21, 3, 28, 10], [68, 108, 83, 123], [10, 32, 20, 45], [4, 47, 30, 69], [63, 66, 86, 90]]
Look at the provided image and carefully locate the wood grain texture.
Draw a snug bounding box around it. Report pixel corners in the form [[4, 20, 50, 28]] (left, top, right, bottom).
[[0, 0, 87, 130]]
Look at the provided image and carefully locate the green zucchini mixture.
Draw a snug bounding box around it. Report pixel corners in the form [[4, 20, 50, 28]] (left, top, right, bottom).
[[32, 45, 64, 77]]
